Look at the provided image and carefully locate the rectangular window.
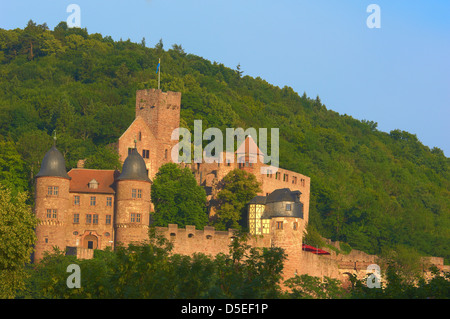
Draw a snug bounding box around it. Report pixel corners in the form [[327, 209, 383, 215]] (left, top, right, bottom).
[[47, 186, 59, 196], [73, 214, 79, 224], [106, 197, 112, 207], [276, 221, 283, 230], [93, 214, 98, 225], [132, 189, 142, 199], [106, 215, 111, 225], [46, 209, 57, 218], [74, 195, 80, 205], [48, 186, 59, 195], [283, 174, 289, 182], [86, 214, 92, 224], [90, 196, 96, 206], [136, 213, 141, 223], [142, 149, 149, 159], [286, 203, 292, 211], [293, 222, 298, 231], [276, 172, 280, 180], [130, 213, 135, 223]]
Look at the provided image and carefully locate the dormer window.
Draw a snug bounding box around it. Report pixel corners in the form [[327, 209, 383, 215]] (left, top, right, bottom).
[[88, 179, 99, 189]]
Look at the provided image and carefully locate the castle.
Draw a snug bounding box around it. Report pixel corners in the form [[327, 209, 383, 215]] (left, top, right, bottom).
[[33, 89, 447, 283]]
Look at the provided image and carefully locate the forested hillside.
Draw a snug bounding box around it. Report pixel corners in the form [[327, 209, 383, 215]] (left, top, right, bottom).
[[0, 21, 448, 262]]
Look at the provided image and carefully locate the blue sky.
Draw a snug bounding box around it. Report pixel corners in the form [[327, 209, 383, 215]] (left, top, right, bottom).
[[1, 0, 449, 155]]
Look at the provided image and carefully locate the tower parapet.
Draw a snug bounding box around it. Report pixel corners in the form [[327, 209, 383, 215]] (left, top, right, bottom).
[[135, 89, 181, 168]]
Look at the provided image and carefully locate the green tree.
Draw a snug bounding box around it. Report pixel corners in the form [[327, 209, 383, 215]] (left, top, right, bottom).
[[0, 184, 37, 298], [16, 130, 53, 183], [284, 274, 347, 299], [83, 145, 122, 170], [151, 163, 208, 229], [0, 140, 28, 193], [214, 169, 261, 230]]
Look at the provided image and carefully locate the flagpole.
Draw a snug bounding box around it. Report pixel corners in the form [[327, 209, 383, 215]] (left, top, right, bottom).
[[158, 58, 160, 90]]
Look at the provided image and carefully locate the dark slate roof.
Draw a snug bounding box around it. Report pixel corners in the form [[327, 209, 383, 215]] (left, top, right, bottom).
[[248, 195, 267, 205], [265, 188, 302, 204], [248, 188, 304, 219], [117, 148, 151, 182], [36, 146, 70, 179], [262, 201, 304, 219]]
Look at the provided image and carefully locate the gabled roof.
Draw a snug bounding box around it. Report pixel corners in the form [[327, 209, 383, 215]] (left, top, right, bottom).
[[68, 169, 119, 194], [235, 136, 264, 156], [118, 115, 156, 142]]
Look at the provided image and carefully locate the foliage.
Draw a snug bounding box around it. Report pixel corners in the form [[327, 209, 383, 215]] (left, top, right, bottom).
[[12, 227, 450, 299], [349, 265, 450, 299], [83, 144, 122, 170], [214, 169, 262, 230], [284, 274, 347, 299], [0, 184, 37, 298], [303, 223, 326, 248], [18, 228, 288, 299], [0, 22, 448, 262], [151, 163, 208, 229]]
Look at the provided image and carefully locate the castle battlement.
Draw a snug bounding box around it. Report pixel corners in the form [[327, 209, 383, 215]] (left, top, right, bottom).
[[136, 89, 181, 111], [156, 224, 235, 240]]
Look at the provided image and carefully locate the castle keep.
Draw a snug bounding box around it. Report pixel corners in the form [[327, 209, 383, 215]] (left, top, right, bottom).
[[33, 89, 447, 282]]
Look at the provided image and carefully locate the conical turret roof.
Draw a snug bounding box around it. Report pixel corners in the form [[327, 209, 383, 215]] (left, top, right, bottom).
[[36, 145, 70, 179], [117, 148, 151, 182]]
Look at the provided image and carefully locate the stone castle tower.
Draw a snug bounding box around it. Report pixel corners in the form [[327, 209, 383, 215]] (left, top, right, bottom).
[[247, 189, 305, 277], [114, 148, 152, 246], [33, 145, 71, 262], [118, 89, 181, 179]]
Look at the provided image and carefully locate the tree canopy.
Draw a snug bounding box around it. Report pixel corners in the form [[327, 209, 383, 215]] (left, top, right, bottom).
[[214, 169, 262, 230], [151, 163, 208, 229]]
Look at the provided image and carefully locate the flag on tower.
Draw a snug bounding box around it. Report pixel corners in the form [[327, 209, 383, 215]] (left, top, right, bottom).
[[157, 58, 161, 89]]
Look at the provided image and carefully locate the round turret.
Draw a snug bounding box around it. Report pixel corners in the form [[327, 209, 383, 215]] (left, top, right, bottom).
[[36, 145, 70, 179], [264, 188, 303, 218], [115, 148, 152, 246], [34, 145, 70, 263], [117, 148, 151, 182]]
